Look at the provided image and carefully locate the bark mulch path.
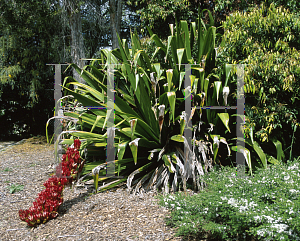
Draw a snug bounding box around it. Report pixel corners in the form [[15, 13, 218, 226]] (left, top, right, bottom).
[[0, 136, 204, 241]]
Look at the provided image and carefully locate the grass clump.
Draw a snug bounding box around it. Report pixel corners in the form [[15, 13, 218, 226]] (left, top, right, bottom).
[[154, 157, 300, 240], [8, 183, 24, 194]]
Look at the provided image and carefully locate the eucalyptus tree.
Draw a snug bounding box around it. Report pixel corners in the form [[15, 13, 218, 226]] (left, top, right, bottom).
[[81, 0, 111, 57], [109, 0, 123, 50], [62, 0, 87, 85]]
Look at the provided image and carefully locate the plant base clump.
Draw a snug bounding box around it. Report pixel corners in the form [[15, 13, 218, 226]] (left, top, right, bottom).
[[19, 139, 83, 226]]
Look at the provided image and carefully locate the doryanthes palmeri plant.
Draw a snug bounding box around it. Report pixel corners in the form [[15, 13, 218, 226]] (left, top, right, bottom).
[[54, 9, 235, 195]]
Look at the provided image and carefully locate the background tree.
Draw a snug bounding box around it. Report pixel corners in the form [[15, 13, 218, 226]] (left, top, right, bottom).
[[62, 0, 86, 85], [0, 0, 129, 140], [109, 0, 123, 49], [0, 0, 66, 140], [81, 0, 111, 57]]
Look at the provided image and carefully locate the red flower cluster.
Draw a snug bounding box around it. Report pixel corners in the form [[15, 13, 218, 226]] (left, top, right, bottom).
[[19, 139, 83, 227]]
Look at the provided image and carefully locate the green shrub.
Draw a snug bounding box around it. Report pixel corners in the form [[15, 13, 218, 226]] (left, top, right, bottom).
[[218, 3, 300, 159], [214, 0, 300, 16], [155, 156, 300, 240]]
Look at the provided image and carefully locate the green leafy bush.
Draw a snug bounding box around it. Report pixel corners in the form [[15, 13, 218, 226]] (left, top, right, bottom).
[[155, 157, 300, 240], [213, 0, 300, 16], [218, 3, 300, 159]]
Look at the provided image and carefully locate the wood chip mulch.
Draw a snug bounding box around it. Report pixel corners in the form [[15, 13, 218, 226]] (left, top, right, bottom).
[[0, 136, 203, 241]]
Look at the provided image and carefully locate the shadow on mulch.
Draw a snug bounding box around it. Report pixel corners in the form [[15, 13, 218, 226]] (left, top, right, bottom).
[[58, 189, 92, 215]]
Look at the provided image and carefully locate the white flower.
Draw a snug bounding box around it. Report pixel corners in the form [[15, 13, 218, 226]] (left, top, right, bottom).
[[150, 72, 157, 84], [169, 195, 175, 200], [180, 111, 187, 121], [222, 86, 230, 106], [207, 123, 214, 133], [256, 229, 267, 237], [158, 105, 165, 117], [228, 198, 237, 206], [239, 206, 248, 212], [254, 216, 262, 222], [129, 138, 140, 147], [288, 164, 299, 170], [270, 223, 289, 233], [213, 136, 219, 147], [289, 189, 298, 194], [264, 215, 275, 223], [249, 201, 258, 208], [167, 92, 175, 97]]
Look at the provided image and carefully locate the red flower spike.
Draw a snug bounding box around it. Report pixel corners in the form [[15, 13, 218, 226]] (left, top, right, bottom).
[[19, 139, 84, 227], [74, 139, 81, 149]]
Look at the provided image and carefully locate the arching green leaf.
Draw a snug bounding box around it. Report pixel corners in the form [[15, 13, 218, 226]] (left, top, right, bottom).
[[117, 142, 128, 161], [129, 138, 141, 165], [90, 115, 103, 133], [177, 49, 185, 71], [170, 135, 184, 143], [162, 154, 175, 173], [217, 113, 230, 133], [232, 145, 252, 176], [167, 91, 176, 123], [272, 139, 284, 162]]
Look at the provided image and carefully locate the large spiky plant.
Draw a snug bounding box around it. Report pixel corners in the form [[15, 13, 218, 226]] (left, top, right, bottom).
[[51, 9, 235, 195]]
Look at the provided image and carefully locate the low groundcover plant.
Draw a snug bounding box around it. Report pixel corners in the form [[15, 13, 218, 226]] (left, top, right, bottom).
[[19, 139, 84, 227], [155, 158, 300, 240]]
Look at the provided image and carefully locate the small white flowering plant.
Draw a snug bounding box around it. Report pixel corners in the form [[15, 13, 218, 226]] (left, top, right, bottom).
[[154, 157, 300, 240]]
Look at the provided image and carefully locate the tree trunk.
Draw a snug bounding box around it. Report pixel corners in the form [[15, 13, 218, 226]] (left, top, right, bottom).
[[109, 0, 122, 50], [63, 0, 86, 85]]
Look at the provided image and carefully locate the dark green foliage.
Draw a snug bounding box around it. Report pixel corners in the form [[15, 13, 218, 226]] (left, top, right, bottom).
[[0, 0, 67, 140]]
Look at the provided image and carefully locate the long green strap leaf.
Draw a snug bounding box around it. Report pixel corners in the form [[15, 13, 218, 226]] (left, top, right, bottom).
[[231, 145, 252, 176], [272, 139, 284, 163], [177, 49, 185, 71], [180, 20, 192, 61], [90, 115, 103, 133]]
